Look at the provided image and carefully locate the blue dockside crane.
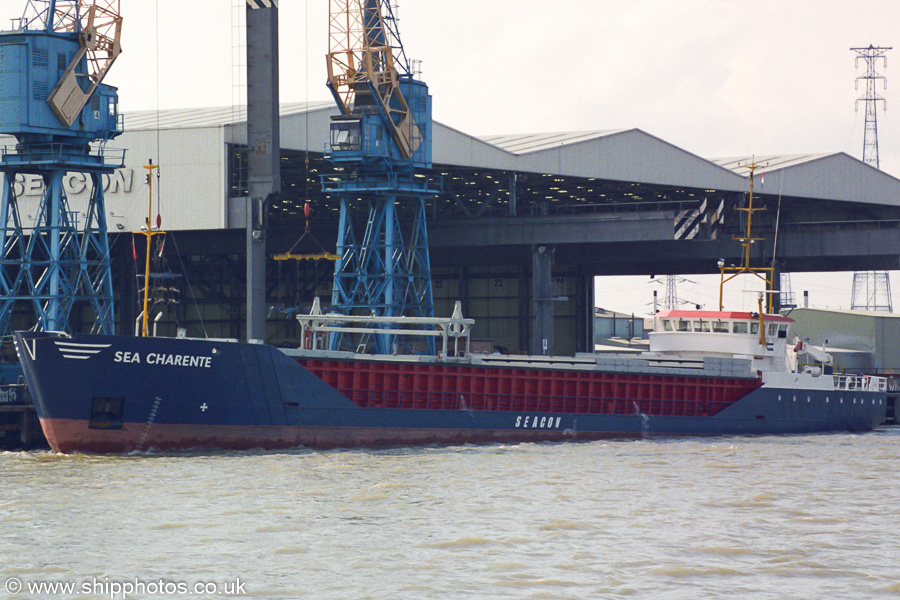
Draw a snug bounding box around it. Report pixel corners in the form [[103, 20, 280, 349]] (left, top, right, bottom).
[[323, 0, 441, 354], [0, 0, 123, 339]]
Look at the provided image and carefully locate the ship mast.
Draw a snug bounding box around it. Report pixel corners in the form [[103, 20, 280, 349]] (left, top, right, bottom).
[[136, 160, 164, 337], [718, 161, 774, 313]]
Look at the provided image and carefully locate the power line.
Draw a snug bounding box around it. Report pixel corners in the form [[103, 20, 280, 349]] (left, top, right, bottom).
[[850, 44, 893, 312]]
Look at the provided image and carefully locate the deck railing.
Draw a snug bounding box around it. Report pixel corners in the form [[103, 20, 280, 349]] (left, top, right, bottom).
[[834, 374, 888, 392]]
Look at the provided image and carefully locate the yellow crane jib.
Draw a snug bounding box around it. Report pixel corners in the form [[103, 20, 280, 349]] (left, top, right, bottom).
[[47, 0, 123, 127], [325, 0, 420, 158]]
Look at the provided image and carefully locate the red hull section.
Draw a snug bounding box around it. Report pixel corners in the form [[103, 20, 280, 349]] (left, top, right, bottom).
[[297, 358, 762, 417]]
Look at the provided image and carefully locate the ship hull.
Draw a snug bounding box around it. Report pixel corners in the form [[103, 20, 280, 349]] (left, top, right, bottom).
[[15, 332, 888, 453]]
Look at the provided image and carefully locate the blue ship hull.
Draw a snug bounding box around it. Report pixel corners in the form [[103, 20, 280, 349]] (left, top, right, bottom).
[[14, 332, 888, 453]]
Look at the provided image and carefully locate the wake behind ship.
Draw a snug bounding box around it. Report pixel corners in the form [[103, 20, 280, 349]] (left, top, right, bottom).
[[14, 302, 889, 453]]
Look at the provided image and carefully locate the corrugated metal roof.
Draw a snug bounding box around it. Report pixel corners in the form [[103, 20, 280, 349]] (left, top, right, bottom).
[[500, 128, 748, 190], [123, 101, 332, 130], [114, 105, 900, 206], [480, 131, 628, 154], [712, 152, 900, 206], [712, 153, 838, 176], [119, 106, 744, 188]]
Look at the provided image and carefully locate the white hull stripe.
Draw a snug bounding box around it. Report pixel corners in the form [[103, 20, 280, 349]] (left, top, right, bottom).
[[55, 342, 112, 349], [54, 340, 111, 360]]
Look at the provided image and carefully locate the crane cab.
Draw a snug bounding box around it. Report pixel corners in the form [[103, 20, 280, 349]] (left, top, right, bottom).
[[327, 113, 393, 164], [0, 30, 122, 143], [326, 77, 433, 169]]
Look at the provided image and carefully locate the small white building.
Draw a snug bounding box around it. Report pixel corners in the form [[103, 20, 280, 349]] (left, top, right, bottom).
[[786, 308, 900, 374]]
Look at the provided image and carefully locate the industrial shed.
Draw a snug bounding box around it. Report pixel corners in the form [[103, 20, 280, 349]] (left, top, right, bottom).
[[2, 103, 900, 353]]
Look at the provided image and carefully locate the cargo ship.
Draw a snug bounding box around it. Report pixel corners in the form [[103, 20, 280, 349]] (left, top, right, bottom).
[[5, 2, 888, 453], [13, 158, 890, 453], [13, 298, 889, 453]]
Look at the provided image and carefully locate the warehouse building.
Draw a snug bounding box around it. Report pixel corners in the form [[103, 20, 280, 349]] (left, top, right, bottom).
[[3, 102, 900, 355]]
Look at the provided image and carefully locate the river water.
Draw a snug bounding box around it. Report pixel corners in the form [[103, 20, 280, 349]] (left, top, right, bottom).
[[2, 430, 899, 600]]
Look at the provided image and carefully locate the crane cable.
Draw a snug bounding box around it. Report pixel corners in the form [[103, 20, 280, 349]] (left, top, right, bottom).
[[150, 0, 208, 337], [274, 1, 338, 264]]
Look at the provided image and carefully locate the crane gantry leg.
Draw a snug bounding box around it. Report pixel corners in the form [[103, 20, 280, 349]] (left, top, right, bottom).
[[0, 165, 115, 335], [329, 195, 434, 354]]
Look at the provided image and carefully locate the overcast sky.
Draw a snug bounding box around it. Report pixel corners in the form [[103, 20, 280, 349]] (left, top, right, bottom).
[[4, 0, 897, 314], [101, 0, 900, 175]]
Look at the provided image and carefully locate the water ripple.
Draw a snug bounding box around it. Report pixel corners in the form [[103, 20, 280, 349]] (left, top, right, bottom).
[[2, 431, 899, 599]]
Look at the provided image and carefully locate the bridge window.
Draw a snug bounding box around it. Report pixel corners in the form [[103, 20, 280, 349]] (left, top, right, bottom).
[[330, 120, 362, 152], [767, 323, 777, 337], [693, 321, 710, 332], [662, 319, 673, 331], [733, 321, 748, 334], [750, 322, 759, 335], [676, 320, 690, 332], [712, 321, 729, 333]]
